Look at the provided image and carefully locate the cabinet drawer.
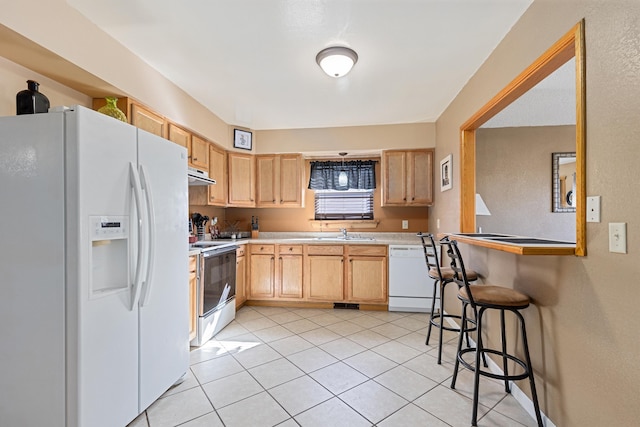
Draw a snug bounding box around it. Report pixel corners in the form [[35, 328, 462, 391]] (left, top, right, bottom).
[[348, 245, 387, 257], [236, 245, 246, 257], [306, 245, 344, 256], [250, 244, 275, 255], [189, 255, 197, 272], [278, 244, 303, 255]]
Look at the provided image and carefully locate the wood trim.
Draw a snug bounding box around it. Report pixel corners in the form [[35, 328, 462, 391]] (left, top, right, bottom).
[[574, 21, 587, 257], [459, 20, 586, 256], [460, 129, 476, 233]]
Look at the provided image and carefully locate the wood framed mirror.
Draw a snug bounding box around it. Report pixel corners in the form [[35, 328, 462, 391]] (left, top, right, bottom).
[[459, 20, 586, 256]]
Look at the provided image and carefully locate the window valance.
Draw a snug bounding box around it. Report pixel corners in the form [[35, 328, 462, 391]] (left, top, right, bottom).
[[308, 160, 376, 191]]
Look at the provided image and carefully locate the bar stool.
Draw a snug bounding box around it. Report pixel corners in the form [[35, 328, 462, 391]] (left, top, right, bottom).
[[441, 239, 543, 427], [417, 233, 479, 364]]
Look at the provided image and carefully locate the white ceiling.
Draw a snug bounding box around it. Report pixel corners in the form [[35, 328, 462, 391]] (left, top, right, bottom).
[[67, 0, 534, 130]]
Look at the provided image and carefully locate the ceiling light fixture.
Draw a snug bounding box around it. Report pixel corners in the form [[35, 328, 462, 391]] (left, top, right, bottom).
[[316, 46, 358, 78]]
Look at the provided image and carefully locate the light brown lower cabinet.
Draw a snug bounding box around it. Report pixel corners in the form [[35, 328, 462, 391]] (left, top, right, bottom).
[[277, 245, 303, 299], [305, 245, 345, 301], [249, 244, 276, 298], [346, 245, 388, 303], [235, 245, 246, 308], [188, 255, 198, 341], [248, 244, 303, 300], [246, 243, 388, 306]]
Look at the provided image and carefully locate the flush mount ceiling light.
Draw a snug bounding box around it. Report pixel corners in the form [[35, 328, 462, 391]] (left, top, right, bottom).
[[316, 46, 358, 78]]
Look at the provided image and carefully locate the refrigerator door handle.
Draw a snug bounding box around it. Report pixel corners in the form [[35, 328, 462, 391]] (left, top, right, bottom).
[[129, 162, 147, 311], [139, 164, 156, 307]]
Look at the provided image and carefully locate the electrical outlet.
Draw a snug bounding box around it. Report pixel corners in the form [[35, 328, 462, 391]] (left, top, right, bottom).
[[402, 220, 409, 229], [587, 196, 601, 222], [609, 223, 627, 253], [437, 218, 440, 229]]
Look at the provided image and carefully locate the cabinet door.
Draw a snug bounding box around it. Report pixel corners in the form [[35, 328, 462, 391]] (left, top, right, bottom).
[[188, 256, 198, 341], [131, 103, 166, 137], [190, 135, 209, 170], [208, 145, 227, 206], [236, 247, 246, 308], [347, 256, 387, 303], [256, 155, 277, 207], [228, 153, 255, 207], [249, 254, 274, 298], [278, 255, 303, 299], [382, 151, 408, 206], [306, 256, 344, 301], [408, 149, 434, 205], [279, 154, 302, 207]]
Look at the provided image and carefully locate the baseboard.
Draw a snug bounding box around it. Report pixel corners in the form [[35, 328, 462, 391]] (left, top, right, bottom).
[[442, 312, 555, 427]]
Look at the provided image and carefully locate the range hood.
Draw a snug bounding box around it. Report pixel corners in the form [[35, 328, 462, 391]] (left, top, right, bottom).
[[188, 167, 216, 186]]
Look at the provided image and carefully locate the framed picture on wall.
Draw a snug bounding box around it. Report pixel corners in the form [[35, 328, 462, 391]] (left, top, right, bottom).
[[440, 154, 452, 192], [233, 129, 253, 150]]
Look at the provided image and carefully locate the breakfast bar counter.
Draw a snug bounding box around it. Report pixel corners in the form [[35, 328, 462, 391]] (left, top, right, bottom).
[[444, 233, 577, 256]]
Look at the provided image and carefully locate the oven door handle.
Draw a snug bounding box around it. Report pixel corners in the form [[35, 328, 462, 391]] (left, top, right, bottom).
[[129, 163, 147, 311], [139, 164, 156, 307]]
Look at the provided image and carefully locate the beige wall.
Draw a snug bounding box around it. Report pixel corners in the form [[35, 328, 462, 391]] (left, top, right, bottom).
[[256, 122, 434, 154], [0, 56, 91, 115], [476, 125, 575, 241], [432, 1, 640, 425]]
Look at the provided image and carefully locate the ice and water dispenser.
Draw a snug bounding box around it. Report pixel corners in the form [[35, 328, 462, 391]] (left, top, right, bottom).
[[89, 216, 130, 296]]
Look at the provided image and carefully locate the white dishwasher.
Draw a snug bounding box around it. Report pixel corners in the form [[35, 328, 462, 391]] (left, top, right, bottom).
[[388, 245, 439, 312]]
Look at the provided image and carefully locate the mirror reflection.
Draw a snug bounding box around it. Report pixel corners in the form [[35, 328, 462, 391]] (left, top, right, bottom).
[[552, 152, 576, 212]]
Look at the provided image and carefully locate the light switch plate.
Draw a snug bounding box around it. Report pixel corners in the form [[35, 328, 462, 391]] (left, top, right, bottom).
[[587, 196, 601, 222], [402, 220, 409, 230], [609, 223, 627, 254]]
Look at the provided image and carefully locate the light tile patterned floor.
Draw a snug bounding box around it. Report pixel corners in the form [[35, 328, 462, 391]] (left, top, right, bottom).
[[128, 306, 538, 427]]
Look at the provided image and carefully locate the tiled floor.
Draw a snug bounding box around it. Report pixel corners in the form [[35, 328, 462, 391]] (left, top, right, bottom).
[[128, 306, 538, 427]]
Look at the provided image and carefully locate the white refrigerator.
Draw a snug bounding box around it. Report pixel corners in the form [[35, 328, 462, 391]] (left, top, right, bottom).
[[0, 106, 189, 427]]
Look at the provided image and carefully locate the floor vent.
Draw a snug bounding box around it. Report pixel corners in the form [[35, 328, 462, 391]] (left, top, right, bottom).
[[334, 303, 359, 310]]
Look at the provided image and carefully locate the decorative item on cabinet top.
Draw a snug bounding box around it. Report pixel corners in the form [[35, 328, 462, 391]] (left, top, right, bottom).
[[97, 97, 127, 122], [16, 80, 50, 115]]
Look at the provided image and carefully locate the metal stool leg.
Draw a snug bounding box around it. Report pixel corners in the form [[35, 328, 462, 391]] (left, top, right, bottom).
[[471, 307, 486, 426], [517, 310, 544, 427], [450, 302, 468, 389], [425, 278, 439, 345], [500, 309, 510, 393]]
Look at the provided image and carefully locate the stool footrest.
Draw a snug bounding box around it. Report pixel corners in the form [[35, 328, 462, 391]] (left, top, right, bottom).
[[429, 313, 477, 333], [457, 347, 531, 382]]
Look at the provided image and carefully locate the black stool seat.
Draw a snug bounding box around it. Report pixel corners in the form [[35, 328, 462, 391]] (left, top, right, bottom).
[[442, 239, 544, 427], [417, 233, 480, 364]]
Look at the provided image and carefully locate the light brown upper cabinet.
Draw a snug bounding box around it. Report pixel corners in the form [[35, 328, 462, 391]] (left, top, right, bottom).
[[256, 154, 303, 208], [228, 152, 256, 207], [92, 97, 167, 138], [130, 103, 166, 138], [382, 149, 434, 206], [207, 144, 227, 206], [169, 123, 211, 170]]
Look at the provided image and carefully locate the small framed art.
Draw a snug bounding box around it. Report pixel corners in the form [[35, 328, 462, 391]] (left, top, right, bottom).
[[440, 154, 452, 192], [233, 129, 253, 150]]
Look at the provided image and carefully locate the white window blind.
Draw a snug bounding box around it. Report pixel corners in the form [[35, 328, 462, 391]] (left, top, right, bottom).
[[314, 190, 374, 220]]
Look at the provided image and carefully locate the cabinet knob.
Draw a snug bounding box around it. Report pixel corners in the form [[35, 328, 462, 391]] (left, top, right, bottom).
[[289, 247, 293, 251]]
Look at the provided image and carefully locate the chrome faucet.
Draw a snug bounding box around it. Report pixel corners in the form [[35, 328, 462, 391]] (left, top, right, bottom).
[[340, 228, 348, 239]]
